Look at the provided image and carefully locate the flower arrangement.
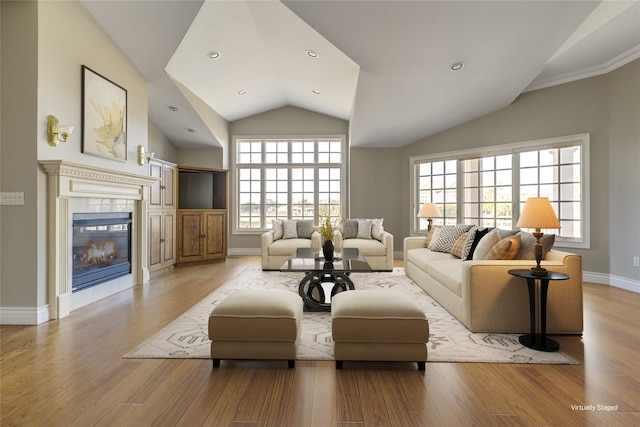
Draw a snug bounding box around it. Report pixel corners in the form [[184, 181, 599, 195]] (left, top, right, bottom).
[[315, 209, 345, 242]]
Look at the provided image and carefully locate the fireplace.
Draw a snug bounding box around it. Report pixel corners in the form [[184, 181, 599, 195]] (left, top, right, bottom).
[[72, 213, 132, 293]]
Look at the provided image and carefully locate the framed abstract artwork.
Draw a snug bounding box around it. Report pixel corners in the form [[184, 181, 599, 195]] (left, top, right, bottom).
[[81, 65, 128, 161]]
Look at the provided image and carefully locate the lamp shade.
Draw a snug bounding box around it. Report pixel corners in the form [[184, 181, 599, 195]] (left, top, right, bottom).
[[516, 197, 560, 229], [417, 202, 441, 218]]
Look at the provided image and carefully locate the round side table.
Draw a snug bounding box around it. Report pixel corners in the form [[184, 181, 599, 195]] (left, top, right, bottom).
[[508, 269, 570, 352]]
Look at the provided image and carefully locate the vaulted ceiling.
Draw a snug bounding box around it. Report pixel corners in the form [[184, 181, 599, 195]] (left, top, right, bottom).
[[81, 0, 640, 148]]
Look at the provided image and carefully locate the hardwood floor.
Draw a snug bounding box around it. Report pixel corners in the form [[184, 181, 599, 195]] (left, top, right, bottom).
[[1, 256, 639, 426]]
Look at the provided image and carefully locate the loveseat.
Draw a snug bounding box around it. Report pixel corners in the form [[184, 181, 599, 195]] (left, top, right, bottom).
[[261, 219, 321, 270], [403, 226, 583, 334]]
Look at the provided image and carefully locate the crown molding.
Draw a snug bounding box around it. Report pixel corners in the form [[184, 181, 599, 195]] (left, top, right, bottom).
[[525, 45, 640, 92]]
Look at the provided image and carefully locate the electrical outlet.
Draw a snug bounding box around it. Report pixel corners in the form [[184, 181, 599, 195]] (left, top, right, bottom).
[[0, 192, 25, 205], [634, 256, 640, 267]]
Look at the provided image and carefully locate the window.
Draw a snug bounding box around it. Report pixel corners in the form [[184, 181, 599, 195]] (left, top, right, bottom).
[[235, 137, 345, 231], [411, 134, 589, 248], [416, 159, 457, 228]]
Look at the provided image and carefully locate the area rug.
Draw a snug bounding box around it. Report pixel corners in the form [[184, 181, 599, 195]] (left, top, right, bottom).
[[124, 267, 578, 364]]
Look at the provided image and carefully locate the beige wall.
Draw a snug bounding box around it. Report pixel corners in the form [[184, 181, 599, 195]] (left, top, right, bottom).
[[228, 106, 349, 252], [1, 0, 40, 308], [176, 147, 224, 169], [148, 120, 178, 164], [608, 60, 640, 282], [349, 147, 403, 241], [1, 1, 150, 316]]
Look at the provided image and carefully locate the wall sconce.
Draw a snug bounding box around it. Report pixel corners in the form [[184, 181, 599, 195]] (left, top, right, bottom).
[[47, 115, 74, 147], [137, 145, 155, 166]]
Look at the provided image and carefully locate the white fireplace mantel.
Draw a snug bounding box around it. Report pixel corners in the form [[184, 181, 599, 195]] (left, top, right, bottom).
[[39, 160, 158, 319]]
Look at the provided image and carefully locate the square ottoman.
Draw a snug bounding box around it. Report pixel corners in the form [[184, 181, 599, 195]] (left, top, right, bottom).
[[208, 289, 303, 368], [331, 290, 429, 370]]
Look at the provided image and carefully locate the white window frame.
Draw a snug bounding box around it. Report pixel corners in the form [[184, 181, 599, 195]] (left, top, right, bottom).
[[409, 134, 590, 249], [232, 135, 348, 234]]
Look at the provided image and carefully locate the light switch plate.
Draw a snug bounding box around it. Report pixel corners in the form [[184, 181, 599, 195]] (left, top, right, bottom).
[[0, 192, 25, 205]]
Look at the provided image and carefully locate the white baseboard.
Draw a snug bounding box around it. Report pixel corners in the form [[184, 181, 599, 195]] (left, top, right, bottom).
[[0, 305, 50, 325], [609, 274, 640, 293], [228, 248, 261, 256]]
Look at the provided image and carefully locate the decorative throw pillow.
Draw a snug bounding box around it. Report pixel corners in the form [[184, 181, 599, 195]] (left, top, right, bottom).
[[341, 219, 358, 239], [429, 225, 472, 253], [423, 225, 441, 248], [515, 231, 555, 260], [296, 219, 314, 239], [472, 229, 501, 260], [272, 219, 283, 241], [465, 227, 491, 260], [449, 232, 470, 258], [485, 234, 521, 260], [459, 226, 479, 260], [282, 219, 298, 239], [357, 219, 373, 239], [371, 218, 384, 241]]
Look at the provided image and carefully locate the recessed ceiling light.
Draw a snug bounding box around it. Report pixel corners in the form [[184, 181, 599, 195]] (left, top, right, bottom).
[[207, 51, 220, 60], [450, 62, 464, 72], [306, 50, 319, 58], [188, 128, 196, 133], [169, 106, 178, 112], [312, 89, 321, 95], [237, 90, 247, 95]]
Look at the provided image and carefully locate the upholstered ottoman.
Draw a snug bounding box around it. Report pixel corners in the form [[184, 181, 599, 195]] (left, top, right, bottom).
[[208, 289, 303, 368], [331, 290, 429, 370]]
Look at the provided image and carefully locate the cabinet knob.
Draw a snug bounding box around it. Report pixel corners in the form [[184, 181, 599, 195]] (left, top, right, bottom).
[[160, 185, 166, 190], [160, 238, 165, 243]]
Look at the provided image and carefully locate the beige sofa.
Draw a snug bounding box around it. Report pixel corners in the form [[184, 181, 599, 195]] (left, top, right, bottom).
[[403, 236, 583, 334]]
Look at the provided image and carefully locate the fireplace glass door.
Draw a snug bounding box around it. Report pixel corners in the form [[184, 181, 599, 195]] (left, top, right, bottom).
[[72, 213, 132, 292]]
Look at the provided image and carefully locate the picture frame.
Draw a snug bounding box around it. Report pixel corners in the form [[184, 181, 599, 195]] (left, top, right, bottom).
[[81, 65, 128, 161]]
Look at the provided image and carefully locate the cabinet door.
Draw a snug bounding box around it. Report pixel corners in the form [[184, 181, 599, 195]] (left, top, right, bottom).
[[178, 211, 204, 261], [149, 162, 162, 208], [203, 211, 226, 259], [162, 211, 175, 264], [163, 164, 175, 208], [149, 212, 163, 269]]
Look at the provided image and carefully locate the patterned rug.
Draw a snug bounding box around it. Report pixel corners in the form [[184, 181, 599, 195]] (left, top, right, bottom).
[[124, 267, 578, 364]]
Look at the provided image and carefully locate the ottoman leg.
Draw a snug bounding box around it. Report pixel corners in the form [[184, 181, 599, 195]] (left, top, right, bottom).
[[336, 360, 344, 369], [288, 360, 295, 369], [417, 361, 425, 371], [212, 359, 220, 368]]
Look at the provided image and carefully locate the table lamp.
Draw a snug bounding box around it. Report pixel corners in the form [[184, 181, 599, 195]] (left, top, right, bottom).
[[516, 197, 561, 276], [417, 202, 441, 232]]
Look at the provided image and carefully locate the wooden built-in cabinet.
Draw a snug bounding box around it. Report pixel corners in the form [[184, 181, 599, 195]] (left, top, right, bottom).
[[148, 159, 177, 272], [176, 166, 228, 265]]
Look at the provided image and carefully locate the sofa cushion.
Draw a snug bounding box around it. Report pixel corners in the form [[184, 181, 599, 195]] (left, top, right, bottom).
[[515, 231, 555, 260], [423, 225, 441, 247], [472, 229, 501, 260], [283, 219, 298, 239], [426, 259, 463, 297], [341, 219, 358, 239], [465, 227, 491, 260], [272, 219, 284, 241], [268, 238, 312, 256], [371, 218, 384, 241], [449, 232, 470, 258], [406, 248, 457, 272], [485, 234, 521, 260], [357, 219, 373, 239], [429, 225, 471, 253], [342, 238, 387, 256], [297, 219, 314, 239]]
